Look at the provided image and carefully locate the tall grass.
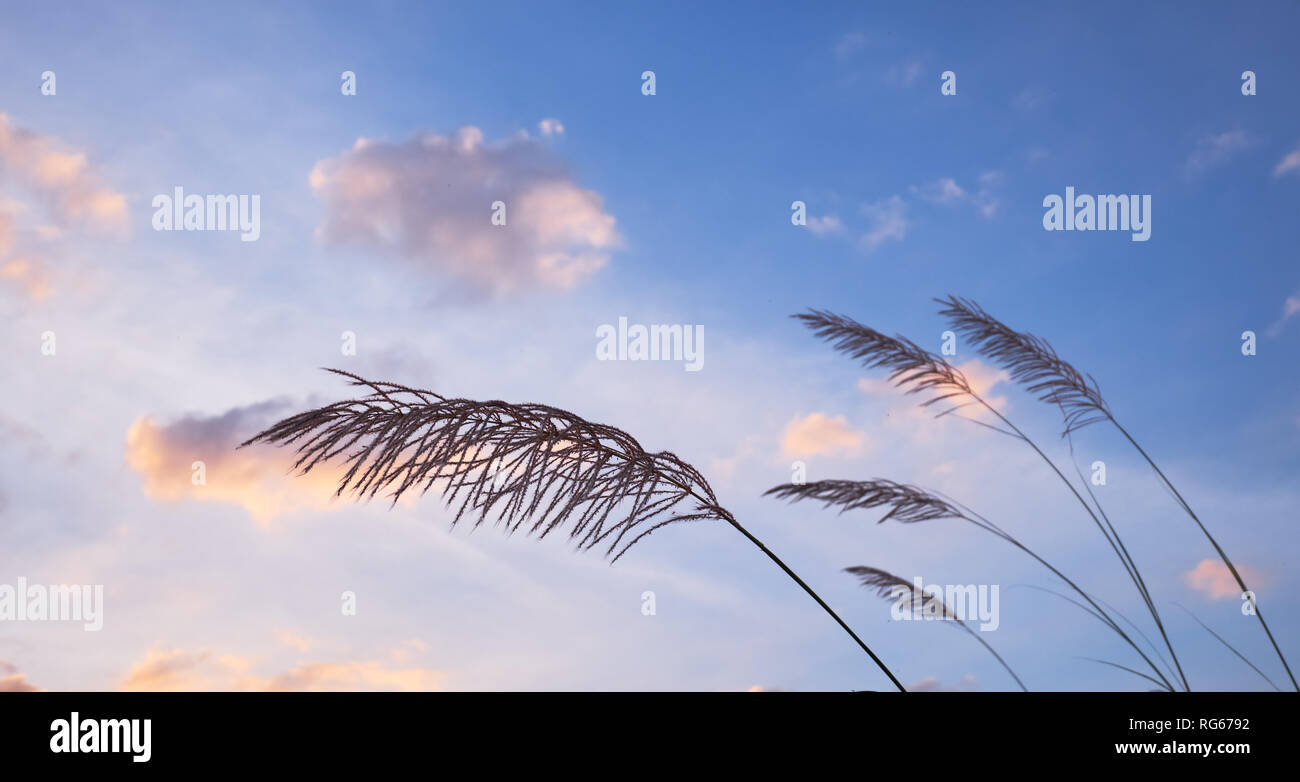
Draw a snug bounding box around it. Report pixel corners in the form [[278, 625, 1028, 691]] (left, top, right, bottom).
[[242, 368, 906, 691], [772, 300, 1291, 691]]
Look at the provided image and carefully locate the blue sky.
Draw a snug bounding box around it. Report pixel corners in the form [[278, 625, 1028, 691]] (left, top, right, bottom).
[[0, 1, 1297, 691]]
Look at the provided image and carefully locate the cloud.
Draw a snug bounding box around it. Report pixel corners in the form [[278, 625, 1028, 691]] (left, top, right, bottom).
[[1266, 293, 1300, 336], [124, 400, 347, 524], [807, 214, 844, 236], [273, 629, 317, 653], [0, 114, 128, 235], [884, 60, 923, 88], [121, 646, 446, 691], [0, 660, 41, 692], [781, 413, 865, 459], [1184, 559, 1261, 600], [856, 377, 896, 396], [1011, 87, 1048, 113], [915, 177, 966, 204], [310, 126, 620, 296], [0, 118, 128, 300], [0, 208, 51, 299], [859, 195, 908, 251], [912, 173, 1001, 217], [1274, 143, 1300, 177], [537, 118, 565, 136], [1186, 130, 1253, 175], [909, 674, 978, 692], [256, 660, 445, 691], [956, 359, 1011, 411], [834, 31, 867, 62], [0, 256, 53, 300]]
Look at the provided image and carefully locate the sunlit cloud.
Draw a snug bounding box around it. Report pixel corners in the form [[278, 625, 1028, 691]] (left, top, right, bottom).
[[781, 413, 865, 459], [121, 646, 446, 691], [1184, 559, 1261, 600], [0, 660, 41, 692], [0, 113, 129, 235], [124, 401, 347, 524]]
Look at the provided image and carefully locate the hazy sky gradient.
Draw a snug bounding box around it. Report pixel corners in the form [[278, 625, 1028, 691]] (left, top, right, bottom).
[[1, 1, 1297, 691]]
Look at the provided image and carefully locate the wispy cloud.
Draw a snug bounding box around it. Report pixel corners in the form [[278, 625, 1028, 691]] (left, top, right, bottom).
[[0, 116, 128, 300], [121, 645, 446, 691], [807, 214, 844, 236], [834, 31, 867, 62], [859, 195, 909, 251], [912, 172, 1002, 218], [910, 674, 979, 692], [884, 60, 924, 88], [0, 660, 41, 692], [1266, 293, 1300, 336], [1185, 130, 1253, 176], [1274, 142, 1300, 177], [0, 114, 128, 236]]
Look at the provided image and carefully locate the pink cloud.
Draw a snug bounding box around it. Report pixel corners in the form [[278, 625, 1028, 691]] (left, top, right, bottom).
[[121, 646, 446, 692], [1184, 559, 1261, 600], [309, 126, 620, 296], [124, 400, 350, 524], [0, 660, 41, 692], [0, 114, 128, 235], [781, 413, 865, 459]]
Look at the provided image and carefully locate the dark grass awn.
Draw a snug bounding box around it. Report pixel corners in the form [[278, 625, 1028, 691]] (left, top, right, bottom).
[[938, 295, 1296, 691], [768, 479, 1176, 691], [240, 368, 906, 691], [794, 308, 1190, 690], [845, 566, 1027, 691]]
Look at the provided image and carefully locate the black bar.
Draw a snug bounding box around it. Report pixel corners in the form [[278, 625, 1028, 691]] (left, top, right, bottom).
[[1, 692, 1289, 769]]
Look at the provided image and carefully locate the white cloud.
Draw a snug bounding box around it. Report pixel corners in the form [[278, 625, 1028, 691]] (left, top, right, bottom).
[[1274, 142, 1300, 177], [1266, 292, 1300, 336], [310, 125, 621, 296], [807, 214, 844, 236], [859, 195, 909, 251], [835, 31, 867, 62], [912, 173, 1001, 218], [1186, 130, 1253, 175], [538, 118, 565, 136], [884, 60, 923, 87]]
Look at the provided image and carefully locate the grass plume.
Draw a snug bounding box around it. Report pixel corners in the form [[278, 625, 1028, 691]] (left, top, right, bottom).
[[937, 295, 1295, 691], [242, 368, 907, 691], [845, 566, 1027, 691]]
